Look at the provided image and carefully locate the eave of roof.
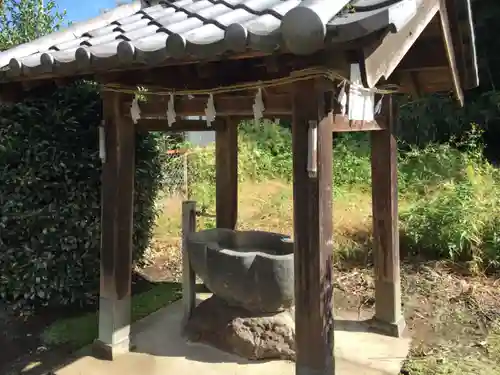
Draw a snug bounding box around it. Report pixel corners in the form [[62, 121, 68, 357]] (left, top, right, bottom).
[[0, 0, 423, 83]]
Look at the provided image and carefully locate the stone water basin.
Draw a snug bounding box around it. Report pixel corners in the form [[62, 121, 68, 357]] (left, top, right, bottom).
[[186, 228, 294, 313]]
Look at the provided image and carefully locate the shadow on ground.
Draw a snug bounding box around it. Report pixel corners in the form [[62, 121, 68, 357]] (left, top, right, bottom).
[[0, 273, 187, 375]]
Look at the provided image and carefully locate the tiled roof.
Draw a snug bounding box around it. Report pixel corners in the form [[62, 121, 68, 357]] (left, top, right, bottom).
[[0, 0, 421, 81]]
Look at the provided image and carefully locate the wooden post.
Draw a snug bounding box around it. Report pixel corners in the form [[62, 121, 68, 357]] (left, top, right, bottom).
[[215, 117, 238, 229], [292, 80, 335, 375], [183, 152, 189, 198], [181, 200, 197, 325], [370, 95, 406, 337], [93, 91, 135, 360]]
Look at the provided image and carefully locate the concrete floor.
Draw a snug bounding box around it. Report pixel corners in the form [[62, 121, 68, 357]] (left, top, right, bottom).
[[54, 295, 410, 375]]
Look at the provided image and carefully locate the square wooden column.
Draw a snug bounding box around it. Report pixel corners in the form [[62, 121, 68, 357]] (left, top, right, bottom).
[[215, 117, 238, 229], [292, 80, 335, 375], [93, 91, 136, 360], [370, 95, 406, 337]]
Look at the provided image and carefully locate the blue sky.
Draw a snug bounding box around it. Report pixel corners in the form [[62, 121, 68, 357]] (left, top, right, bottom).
[[55, 0, 124, 23]]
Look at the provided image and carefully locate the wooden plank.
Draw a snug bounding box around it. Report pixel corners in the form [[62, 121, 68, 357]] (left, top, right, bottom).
[[328, 112, 386, 132], [292, 80, 334, 374], [181, 201, 197, 326], [123, 94, 292, 118], [215, 117, 238, 229], [93, 90, 135, 360], [438, 0, 464, 105], [362, 0, 440, 88], [370, 95, 405, 337]]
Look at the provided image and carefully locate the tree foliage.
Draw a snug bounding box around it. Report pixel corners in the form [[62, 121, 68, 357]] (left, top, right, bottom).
[[0, 1, 165, 311], [0, 0, 66, 51], [0, 83, 165, 311]]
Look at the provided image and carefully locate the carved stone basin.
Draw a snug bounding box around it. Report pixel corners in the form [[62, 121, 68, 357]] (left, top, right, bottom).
[[186, 229, 294, 313]]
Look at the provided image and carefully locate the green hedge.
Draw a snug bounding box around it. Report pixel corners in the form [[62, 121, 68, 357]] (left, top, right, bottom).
[[0, 82, 164, 310]]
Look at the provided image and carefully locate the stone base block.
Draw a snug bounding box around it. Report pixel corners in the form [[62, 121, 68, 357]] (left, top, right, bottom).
[[92, 338, 132, 360], [184, 295, 296, 361], [368, 316, 407, 338]]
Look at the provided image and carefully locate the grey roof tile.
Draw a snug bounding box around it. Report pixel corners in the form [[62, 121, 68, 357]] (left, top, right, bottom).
[[84, 25, 120, 38], [116, 18, 153, 33], [52, 37, 91, 51], [327, 0, 419, 42], [0, 0, 425, 81]]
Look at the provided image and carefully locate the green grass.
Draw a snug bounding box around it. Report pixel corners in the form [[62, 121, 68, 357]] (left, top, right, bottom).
[[41, 283, 181, 348]]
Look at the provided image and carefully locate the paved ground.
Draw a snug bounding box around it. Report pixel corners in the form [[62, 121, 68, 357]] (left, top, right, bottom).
[[53, 294, 410, 375]]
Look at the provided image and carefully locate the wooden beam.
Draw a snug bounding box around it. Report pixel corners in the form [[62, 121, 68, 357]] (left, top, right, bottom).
[[369, 95, 405, 337], [329, 112, 386, 132], [438, 0, 464, 106], [135, 118, 222, 133], [124, 94, 292, 118], [292, 79, 334, 374], [100, 51, 349, 89], [137, 108, 387, 133], [215, 117, 238, 229], [362, 0, 440, 88], [93, 91, 135, 360]]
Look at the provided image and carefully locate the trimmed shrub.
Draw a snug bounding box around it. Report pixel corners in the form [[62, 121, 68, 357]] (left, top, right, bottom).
[[0, 82, 164, 311]]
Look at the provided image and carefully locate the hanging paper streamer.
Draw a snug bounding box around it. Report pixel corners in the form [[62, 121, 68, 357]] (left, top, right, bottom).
[[98, 120, 106, 163], [252, 88, 265, 122], [167, 93, 176, 126], [348, 64, 374, 121], [130, 97, 141, 124], [337, 80, 347, 116], [204, 94, 216, 127], [374, 95, 384, 115], [307, 120, 318, 178]]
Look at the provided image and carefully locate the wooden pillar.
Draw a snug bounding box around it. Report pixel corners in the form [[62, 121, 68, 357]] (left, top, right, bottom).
[[215, 117, 238, 229], [292, 80, 335, 375], [370, 95, 406, 337], [181, 200, 197, 325], [93, 91, 135, 360]]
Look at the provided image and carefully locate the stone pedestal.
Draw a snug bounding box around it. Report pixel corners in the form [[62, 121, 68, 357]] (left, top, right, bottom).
[[184, 295, 296, 361]]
